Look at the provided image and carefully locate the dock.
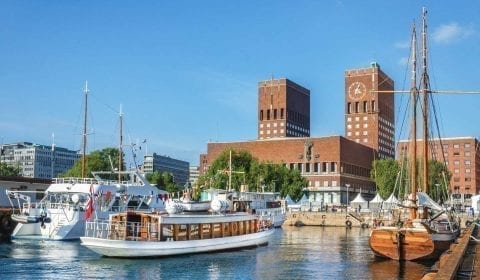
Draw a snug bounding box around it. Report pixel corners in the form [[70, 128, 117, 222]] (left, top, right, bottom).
[[422, 223, 479, 279]]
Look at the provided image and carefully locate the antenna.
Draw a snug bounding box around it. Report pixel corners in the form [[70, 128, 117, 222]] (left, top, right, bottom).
[[81, 80, 89, 178]]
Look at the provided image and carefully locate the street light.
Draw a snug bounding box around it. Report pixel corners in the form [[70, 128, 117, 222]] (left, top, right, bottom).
[[346, 184, 350, 209]]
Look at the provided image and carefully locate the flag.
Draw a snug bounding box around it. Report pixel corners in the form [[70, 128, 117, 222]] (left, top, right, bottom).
[[84, 184, 94, 220]]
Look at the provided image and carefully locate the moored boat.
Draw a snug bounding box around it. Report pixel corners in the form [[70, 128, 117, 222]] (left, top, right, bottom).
[[368, 8, 460, 261], [80, 207, 274, 257], [7, 170, 168, 240]]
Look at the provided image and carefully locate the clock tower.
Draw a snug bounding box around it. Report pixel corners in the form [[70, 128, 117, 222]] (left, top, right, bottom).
[[345, 62, 395, 159]]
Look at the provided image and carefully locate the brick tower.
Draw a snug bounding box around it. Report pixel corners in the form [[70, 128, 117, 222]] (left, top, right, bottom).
[[345, 63, 395, 159], [258, 78, 310, 139]]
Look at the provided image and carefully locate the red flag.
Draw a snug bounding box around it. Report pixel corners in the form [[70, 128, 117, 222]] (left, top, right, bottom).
[[84, 184, 94, 220]]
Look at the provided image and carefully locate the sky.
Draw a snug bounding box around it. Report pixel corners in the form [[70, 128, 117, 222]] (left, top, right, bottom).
[[1, 1, 479, 167]]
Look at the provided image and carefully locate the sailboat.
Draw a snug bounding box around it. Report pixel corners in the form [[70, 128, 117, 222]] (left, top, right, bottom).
[[7, 83, 168, 240], [368, 8, 460, 261]]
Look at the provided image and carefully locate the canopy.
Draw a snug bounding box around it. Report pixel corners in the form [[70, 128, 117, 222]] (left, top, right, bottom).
[[298, 194, 309, 204], [351, 193, 367, 203], [370, 193, 384, 203], [385, 193, 399, 204], [284, 194, 295, 205]]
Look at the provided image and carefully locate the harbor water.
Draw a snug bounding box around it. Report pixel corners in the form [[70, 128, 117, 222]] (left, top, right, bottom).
[[0, 227, 433, 279]]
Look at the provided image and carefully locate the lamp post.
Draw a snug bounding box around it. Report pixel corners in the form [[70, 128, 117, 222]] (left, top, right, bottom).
[[346, 184, 350, 209]]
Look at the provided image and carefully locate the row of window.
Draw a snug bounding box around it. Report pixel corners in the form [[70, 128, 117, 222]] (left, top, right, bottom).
[[347, 100, 376, 114], [259, 108, 285, 121], [284, 161, 370, 178]]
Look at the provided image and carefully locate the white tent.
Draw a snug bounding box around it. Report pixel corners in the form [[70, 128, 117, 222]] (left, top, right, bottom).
[[383, 193, 399, 209], [350, 193, 368, 211], [284, 194, 295, 206], [285, 194, 301, 211], [369, 193, 384, 211]]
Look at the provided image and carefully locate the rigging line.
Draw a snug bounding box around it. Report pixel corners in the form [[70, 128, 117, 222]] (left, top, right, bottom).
[[373, 90, 480, 94]]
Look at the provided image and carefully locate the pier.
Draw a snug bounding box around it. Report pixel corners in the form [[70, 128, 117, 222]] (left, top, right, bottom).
[[422, 223, 479, 279]]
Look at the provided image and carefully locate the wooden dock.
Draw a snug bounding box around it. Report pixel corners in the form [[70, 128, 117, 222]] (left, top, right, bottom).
[[423, 223, 479, 279]]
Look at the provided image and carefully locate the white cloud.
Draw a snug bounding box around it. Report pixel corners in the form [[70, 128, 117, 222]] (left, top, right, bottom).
[[432, 22, 475, 44]]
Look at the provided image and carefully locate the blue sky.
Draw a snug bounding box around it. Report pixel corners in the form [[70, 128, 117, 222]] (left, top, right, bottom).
[[1, 1, 479, 166]]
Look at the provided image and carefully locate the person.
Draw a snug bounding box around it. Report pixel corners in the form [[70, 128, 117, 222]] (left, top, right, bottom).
[[358, 204, 361, 213]]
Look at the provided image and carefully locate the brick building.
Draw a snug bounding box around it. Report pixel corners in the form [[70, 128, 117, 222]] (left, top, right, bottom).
[[398, 137, 480, 207], [345, 62, 395, 159], [258, 78, 310, 139], [200, 136, 376, 206], [200, 74, 385, 206]]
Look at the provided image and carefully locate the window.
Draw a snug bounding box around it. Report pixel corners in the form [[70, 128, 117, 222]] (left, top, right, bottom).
[[465, 143, 471, 148], [371, 100, 376, 112], [355, 102, 359, 113], [273, 109, 277, 120], [465, 151, 471, 157], [322, 162, 328, 172], [465, 160, 471, 165], [363, 101, 368, 112], [259, 110, 263, 120], [280, 108, 284, 119], [314, 163, 319, 173], [267, 110, 270, 120], [453, 144, 460, 149], [347, 103, 351, 114]]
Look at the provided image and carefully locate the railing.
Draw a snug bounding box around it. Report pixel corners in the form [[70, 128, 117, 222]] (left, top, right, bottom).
[[85, 218, 271, 242]]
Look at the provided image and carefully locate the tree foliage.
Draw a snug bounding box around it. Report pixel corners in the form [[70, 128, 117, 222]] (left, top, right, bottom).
[[146, 171, 179, 193], [371, 158, 451, 202], [0, 162, 21, 177], [371, 159, 400, 200], [61, 147, 124, 178], [197, 149, 307, 201]]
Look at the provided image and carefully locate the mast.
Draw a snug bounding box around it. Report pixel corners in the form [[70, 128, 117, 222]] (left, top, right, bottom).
[[409, 24, 419, 220], [421, 7, 430, 194], [82, 81, 89, 178], [228, 149, 232, 191], [118, 105, 123, 183]]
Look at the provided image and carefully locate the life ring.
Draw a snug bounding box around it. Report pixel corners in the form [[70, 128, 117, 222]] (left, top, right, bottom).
[[466, 220, 473, 227], [345, 220, 352, 228]]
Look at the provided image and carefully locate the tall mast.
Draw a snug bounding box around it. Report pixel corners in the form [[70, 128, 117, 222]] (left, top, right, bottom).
[[421, 7, 430, 194], [82, 81, 89, 178], [409, 24, 418, 220], [118, 105, 123, 183]]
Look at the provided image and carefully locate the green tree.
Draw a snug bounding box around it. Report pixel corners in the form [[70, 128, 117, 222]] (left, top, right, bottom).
[[146, 171, 180, 194], [371, 159, 400, 200], [198, 149, 306, 201], [0, 162, 21, 176], [426, 160, 451, 202], [61, 147, 124, 178]]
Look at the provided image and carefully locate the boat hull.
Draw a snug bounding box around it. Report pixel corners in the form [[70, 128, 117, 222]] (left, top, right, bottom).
[[81, 229, 274, 258], [369, 227, 454, 261]]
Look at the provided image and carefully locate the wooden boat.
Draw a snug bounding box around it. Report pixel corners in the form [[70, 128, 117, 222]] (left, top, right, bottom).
[[369, 8, 460, 261], [80, 206, 274, 257]]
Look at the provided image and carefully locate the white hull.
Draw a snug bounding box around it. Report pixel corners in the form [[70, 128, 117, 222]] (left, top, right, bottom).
[[81, 228, 274, 257]]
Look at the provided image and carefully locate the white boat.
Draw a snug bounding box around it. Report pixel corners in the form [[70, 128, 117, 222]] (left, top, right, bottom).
[[178, 189, 211, 212], [7, 170, 168, 240], [231, 191, 286, 228], [80, 207, 274, 257]]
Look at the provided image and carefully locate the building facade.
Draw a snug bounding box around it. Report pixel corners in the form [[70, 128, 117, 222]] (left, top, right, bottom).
[[143, 153, 189, 186], [189, 166, 200, 187], [258, 78, 310, 139], [0, 142, 80, 179], [398, 137, 480, 207], [345, 63, 395, 159], [200, 136, 377, 206]]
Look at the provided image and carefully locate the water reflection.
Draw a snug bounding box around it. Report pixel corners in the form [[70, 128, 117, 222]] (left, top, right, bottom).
[[0, 227, 433, 279]]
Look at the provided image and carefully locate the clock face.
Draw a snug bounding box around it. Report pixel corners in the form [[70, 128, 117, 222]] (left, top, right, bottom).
[[348, 82, 366, 100]]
